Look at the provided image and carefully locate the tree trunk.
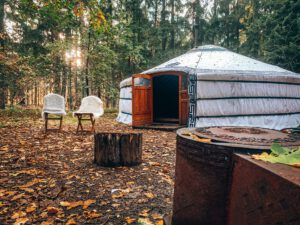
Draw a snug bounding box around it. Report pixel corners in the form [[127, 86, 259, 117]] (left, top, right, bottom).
[[170, 0, 175, 49], [85, 30, 91, 96], [161, 0, 167, 51], [0, 0, 6, 109], [94, 132, 143, 167]]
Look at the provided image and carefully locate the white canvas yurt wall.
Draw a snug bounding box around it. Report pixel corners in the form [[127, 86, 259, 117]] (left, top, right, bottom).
[[117, 77, 132, 124], [117, 45, 300, 130]]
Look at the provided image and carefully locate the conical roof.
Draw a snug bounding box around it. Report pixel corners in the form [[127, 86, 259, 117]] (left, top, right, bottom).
[[143, 45, 299, 83]]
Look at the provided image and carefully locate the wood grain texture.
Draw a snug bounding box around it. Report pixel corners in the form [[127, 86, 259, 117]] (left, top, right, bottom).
[[94, 132, 142, 167]]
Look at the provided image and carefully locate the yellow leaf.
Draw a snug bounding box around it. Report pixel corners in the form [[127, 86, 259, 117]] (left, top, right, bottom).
[[19, 178, 44, 188], [12, 211, 26, 219], [125, 217, 136, 224], [13, 217, 29, 225], [5, 191, 17, 196], [60, 201, 83, 210], [26, 203, 37, 213], [152, 213, 162, 220], [0, 145, 9, 151], [86, 210, 102, 219], [137, 218, 153, 225], [139, 212, 149, 217], [40, 221, 54, 225], [66, 218, 76, 225], [83, 199, 96, 209], [59, 201, 71, 207], [11, 193, 25, 201], [144, 192, 155, 199], [19, 187, 34, 193], [149, 162, 160, 166], [155, 220, 164, 225]]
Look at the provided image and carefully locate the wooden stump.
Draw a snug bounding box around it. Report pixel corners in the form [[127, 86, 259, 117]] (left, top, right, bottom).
[[94, 132, 142, 167]]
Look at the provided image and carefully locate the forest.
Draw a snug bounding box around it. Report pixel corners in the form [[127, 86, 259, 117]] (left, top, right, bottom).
[[0, 0, 299, 110]]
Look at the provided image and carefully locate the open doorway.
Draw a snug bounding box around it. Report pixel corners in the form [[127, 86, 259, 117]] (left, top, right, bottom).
[[153, 75, 179, 123]]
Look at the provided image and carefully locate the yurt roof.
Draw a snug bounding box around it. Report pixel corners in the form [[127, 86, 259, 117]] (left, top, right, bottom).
[[142, 45, 300, 83]]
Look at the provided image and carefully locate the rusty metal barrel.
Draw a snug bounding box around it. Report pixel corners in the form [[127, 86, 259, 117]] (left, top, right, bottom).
[[172, 127, 300, 225]]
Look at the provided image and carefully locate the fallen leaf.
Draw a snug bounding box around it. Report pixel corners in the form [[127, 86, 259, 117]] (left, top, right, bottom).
[[139, 208, 151, 217], [66, 218, 76, 225], [137, 218, 153, 225], [12, 211, 26, 219], [144, 192, 155, 199], [11, 194, 25, 201], [47, 207, 59, 215], [26, 203, 37, 213], [40, 221, 54, 225], [0, 145, 9, 151], [125, 217, 136, 224], [19, 178, 44, 188], [19, 187, 34, 193], [83, 199, 96, 209], [86, 210, 102, 219], [156, 220, 164, 225], [152, 213, 162, 220], [149, 162, 160, 166], [60, 201, 83, 210], [13, 217, 28, 225]]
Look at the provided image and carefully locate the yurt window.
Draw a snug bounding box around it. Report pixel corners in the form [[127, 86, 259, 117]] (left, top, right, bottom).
[[134, 77, 151, 87], [182, 75, 188, 89]]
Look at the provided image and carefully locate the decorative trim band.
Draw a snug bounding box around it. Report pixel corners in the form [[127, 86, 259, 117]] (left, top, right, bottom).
[[197, 79, 300, 86], [196, 112, 300, 118], [121, 111, 132, 116], [197, 97, 300, 101]]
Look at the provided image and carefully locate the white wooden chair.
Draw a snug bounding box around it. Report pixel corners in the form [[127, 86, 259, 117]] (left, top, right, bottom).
[[73, 96, 104, 133], [42, 93, 66, 132]]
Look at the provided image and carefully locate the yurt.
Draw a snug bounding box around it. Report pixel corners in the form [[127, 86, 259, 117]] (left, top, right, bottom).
[[117, 45, 300, 130]]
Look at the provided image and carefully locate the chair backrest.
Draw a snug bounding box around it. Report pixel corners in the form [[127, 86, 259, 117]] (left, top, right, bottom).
[[78, 96, 103, 114], [43, 93, 65, 111]]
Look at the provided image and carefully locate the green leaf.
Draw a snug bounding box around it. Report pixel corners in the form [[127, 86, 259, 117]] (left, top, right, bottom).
[[253, 144, 300, 167], [270, 143, 289, 155]]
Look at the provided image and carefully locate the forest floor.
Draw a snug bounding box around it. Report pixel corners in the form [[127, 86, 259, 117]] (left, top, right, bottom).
[[0, 109, 176, 225]]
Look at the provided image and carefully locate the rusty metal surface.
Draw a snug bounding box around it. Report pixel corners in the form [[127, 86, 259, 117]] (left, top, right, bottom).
[[228, 154, 300, 225], [173, 128, 300, 225], [194, 126, 300, 147], [172, 134, 231, 225]]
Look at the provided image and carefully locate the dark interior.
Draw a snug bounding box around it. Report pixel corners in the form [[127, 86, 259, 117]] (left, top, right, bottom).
[[153, 75, 179, 123]]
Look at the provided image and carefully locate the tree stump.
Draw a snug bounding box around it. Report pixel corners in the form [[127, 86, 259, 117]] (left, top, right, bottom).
[[94, 132, 142, 167]]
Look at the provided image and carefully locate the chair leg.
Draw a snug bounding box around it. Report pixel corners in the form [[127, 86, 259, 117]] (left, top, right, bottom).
[[59, 116, 63, 131], [76, 114, 83, 134], [45, 113, 48, 133], [90, 114, 95, 132]]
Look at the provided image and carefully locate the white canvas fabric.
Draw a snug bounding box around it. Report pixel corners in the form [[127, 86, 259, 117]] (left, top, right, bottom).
[[42, 93, 66, 120], [196, 114, 300, 130], [74, 96, 104, 119], [117, 45, 300, 129], [117, 77, 132, 124]]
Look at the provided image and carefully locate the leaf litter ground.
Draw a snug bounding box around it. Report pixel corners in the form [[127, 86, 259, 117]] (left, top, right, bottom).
[[0, 112, 176, 225]]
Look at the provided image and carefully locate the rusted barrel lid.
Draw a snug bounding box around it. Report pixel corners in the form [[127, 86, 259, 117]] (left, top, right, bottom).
[[178, 127, 300, 150]]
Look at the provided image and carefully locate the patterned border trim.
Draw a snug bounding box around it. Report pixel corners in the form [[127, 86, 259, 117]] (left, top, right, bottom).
[[188, 74, 197, 127], [119, 98, 132, 100], [121, 111, 132, 115], [196, 112, 300, 118]]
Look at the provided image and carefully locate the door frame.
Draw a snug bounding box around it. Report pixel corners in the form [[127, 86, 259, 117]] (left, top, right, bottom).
[[132, 71, 189, 126]]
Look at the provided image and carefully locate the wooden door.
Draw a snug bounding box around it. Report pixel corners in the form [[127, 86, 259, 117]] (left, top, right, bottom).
[[179, 75, 189, 125], [132, 74, 152, 127]]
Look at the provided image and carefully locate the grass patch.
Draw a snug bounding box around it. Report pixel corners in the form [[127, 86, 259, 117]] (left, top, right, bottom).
[[0, 107, 41, 119]]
